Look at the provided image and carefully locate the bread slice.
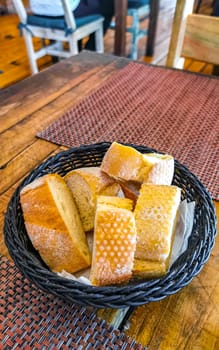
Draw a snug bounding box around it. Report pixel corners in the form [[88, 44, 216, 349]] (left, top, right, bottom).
[[90, 196, 136, 286], [64, 167, 120, 232], [101, 142, 146, 183], [133, 259, 167, 279], [142, 153, 174, 185], [101, 142, 174, 185], [20, 173, 91, 273], [134, 184, 181, 277]]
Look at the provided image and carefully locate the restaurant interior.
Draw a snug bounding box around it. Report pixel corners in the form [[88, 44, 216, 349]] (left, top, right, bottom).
[[0, 0, 217, 89], [0, 1, 218, 350]]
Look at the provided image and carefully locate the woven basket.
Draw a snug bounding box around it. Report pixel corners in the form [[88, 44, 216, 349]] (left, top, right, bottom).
[[4, 142, 217, 309]]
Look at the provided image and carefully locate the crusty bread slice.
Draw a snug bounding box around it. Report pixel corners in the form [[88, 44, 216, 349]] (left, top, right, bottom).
[[101, 142, 174, 185], [134, 184, 181, 266], [20, 174, 91, 273], [64, 167, 120, 232], [90, 196, 136, 286], [96, 195, 133, 210], [133, 259, 167, 278], [101, 142, 147, 182], [143, 153, 174, 185]]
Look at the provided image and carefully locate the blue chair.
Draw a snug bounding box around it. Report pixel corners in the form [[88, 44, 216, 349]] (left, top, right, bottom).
[[111, 0, 150, 59], [12, 0, 104, 74]]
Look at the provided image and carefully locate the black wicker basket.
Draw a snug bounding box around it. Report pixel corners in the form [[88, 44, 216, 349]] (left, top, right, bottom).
[[4, 142, 217, 309]]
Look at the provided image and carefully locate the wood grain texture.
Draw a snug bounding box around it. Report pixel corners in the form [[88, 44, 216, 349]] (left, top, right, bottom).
[[0, 52, 218, 345], [182, 14, 219, 64], [149, 0, 177, 64], [0, 52, 120, 133], [0, 1, 214, 90], [166, 0, 219, 68], [125, 202, 219, 349], [0, 51, 127, 259]]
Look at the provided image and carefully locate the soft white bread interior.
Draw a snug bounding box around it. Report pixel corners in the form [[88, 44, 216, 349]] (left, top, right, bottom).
[[90, 196, 136, 286], [101, 142, 174, 186], [20, 174, 91, 273], [142, 153, 174, 185], [134, 184, 181, 277], [64, 167, 120, 232]]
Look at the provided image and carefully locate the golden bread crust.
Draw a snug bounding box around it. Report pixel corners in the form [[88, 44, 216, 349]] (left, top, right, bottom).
[[20, 174, 91, 273], [101, 142, 147, 182], [134, 184, 181, 263], [133, 259, 167, 278], [90, 196, 136, 286], [101, 142, 174, 185], [25, 223, 90, 272]]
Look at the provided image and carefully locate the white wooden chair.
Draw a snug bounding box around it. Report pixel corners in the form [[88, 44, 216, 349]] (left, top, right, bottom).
[[12, 0, 104, 74], [110, 0, 150, 60], [166, 0, 219, 69]]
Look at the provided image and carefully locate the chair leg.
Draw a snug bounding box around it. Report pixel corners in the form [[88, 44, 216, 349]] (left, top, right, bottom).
[[130, 12, 139, 60], [23, 31, 39, 74], [95, 26, 104, 53], [51, 41, 63, 63], [69, 36, 79, 55]]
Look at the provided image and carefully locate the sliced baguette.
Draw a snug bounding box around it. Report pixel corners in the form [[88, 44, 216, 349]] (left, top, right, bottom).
[[134, 184, 181, 276], [20, 173, 91, 273], [133, 259, 167, 278], [101, 142, 174, 185], [90, 196, 136, 286], [64, 167, 120, 232]]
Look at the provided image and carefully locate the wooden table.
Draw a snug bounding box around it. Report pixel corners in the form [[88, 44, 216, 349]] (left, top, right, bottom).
[[0, 51, 218, 349]]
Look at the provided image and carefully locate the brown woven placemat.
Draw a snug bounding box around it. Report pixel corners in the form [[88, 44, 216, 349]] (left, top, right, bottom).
[[38, 62, 219, 200], [0, 256, 146, 350]]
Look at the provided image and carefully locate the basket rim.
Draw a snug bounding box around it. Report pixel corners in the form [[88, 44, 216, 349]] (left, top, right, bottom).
[[4, 142, 217, 308]]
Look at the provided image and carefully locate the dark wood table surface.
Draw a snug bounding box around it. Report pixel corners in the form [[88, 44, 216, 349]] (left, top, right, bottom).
[[0, 51, 218, 349]]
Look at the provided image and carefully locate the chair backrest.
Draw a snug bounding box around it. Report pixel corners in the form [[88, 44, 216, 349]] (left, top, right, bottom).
[[13, 0, 78, 30], [166, 0, 219, 68], [61, 0, 76, 30], [12, 0, 104, 75], [12, 0, 27, 23]]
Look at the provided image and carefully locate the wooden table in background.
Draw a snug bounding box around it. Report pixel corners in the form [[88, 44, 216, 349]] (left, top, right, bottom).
[[0, 51, 218, 349]]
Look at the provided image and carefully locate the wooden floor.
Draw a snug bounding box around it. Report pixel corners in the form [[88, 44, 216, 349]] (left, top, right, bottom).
[[0, 6, 214, 89]]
